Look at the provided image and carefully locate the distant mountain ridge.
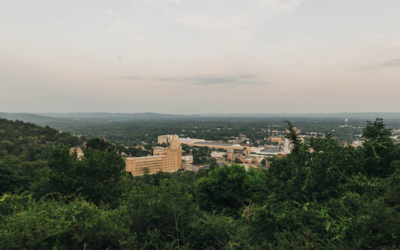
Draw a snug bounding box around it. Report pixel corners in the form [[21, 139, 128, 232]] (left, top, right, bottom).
[[194, 113, 400, 119], [37, 112, 400, 120], [37, 112, 196, 119], [1, 112, 399, 127], [0, 112, 74, 125]]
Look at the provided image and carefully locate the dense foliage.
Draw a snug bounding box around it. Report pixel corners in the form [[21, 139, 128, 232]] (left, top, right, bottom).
[[0, 118, 84, 161], [1, 118, 400, 249]]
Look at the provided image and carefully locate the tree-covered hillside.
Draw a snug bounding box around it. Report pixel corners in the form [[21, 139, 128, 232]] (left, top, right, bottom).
[[0, 118, 84, 161], [1, 118, 400, 249]]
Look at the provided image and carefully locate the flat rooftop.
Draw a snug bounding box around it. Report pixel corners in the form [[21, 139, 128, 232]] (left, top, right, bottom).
[[179, 138, 205, 143], [126, 155, 164, 160], [260, 148, 281, 153], [193, 142, 244, 147]]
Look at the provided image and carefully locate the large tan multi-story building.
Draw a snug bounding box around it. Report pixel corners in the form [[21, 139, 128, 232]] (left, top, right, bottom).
[[126, 135, 182, 176], [158, 135, 173, 144]]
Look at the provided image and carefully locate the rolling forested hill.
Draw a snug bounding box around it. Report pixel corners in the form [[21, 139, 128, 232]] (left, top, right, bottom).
[[0, 118, 84, 161], [0, 112, 75, 125]]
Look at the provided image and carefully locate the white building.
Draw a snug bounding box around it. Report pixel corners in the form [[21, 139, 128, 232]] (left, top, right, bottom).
[[182, 155, 193, 163], [351, 141, 363, 148], [283, 138, 294, 154], [211, 151, 226, 158]]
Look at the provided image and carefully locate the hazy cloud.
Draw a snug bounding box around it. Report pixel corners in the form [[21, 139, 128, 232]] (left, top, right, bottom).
[[362, 58, 400, 70], [379, 58, 400, 67], [153, 75, 268, 86], [121, 76, 139, 79]]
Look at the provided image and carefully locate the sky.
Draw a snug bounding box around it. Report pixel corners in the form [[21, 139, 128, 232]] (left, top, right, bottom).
[[1, 0, 399, 114]]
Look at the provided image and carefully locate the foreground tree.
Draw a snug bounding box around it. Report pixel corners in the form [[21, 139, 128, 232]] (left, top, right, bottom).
[[360, 118, 400, 177], [195, 164, 268, 216], [36, 147, 126, 206], [0, 157, 30, 195]]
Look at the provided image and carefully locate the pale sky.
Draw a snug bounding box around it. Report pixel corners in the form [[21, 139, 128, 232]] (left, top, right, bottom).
[[1, 0, 399, 114]]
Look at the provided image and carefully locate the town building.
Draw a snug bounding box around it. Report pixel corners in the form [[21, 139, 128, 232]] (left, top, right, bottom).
[[283, 138, 294, 153], [135, 145, 146, 150], [69, 146, 84, 158], [238, 154, 263, 164], [227, 149, 234, 162], [351, 141, 363, 148], [210, 151, 226, 159], [285, 127, 301, 134], [182, 155, 193, 163], [227, 149, 243, 162], [126, 135, 182, 176], [158, 135, 173, 144], [269, 136, 282, 144]]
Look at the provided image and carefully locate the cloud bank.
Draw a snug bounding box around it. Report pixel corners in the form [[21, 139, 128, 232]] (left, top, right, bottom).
[[121, 75, 268, 86], [380, 58, 400, 67]]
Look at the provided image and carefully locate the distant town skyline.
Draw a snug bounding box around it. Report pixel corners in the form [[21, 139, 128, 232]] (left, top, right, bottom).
[[1, 0, 399, 113]]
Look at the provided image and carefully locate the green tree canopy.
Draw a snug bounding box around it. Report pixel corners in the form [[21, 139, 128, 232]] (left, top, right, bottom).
[[195, 164, 268, 216], [85, 138, 114, 152], [42, 147, 126, 206], [234, 157, 242, 163]]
